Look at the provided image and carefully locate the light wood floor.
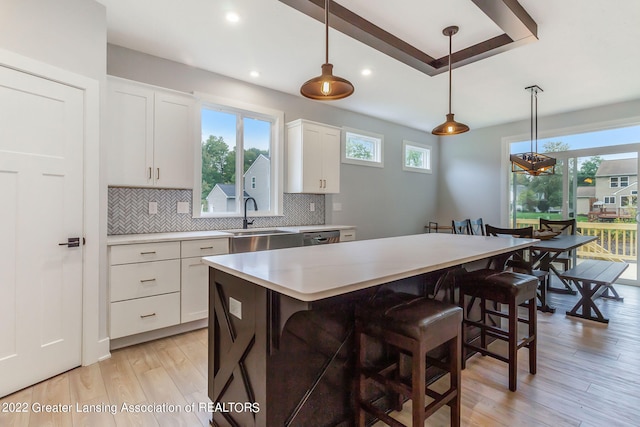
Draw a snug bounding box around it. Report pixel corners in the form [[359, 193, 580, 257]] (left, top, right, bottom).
[[2, 284, 639, 427]]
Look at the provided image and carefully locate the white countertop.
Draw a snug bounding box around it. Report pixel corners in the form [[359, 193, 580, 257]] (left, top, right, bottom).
[[106, 225, 355, 245], [202, 233, 538, 302], [107, 230, 232, 245]]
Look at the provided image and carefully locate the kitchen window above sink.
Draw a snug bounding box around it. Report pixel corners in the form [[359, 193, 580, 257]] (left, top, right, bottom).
[[193, 95, 284, 220]]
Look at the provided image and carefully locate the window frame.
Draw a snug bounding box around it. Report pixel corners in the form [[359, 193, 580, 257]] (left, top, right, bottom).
[[341, 127, 384, 168], [610, 177, 619, 188], [402, 140, 432, 174], [604, 196, 616, 204], [192, 94, 284, 219]]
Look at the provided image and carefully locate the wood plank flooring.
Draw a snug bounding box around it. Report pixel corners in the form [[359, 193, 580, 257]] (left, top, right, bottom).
[[1, 284, 639, 426]]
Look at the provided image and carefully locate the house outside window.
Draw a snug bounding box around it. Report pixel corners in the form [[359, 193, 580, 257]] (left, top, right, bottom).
[[610, 176, 629, 187], [194, 98, 283, 218], [621, 195, 637, 207], [604, 196, 616, 204]]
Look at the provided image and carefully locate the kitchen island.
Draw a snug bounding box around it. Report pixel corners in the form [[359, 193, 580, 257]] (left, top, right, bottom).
[[202, 233, 537, 426]]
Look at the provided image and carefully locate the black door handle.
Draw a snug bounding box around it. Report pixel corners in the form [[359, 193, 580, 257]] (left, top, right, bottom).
[[58, 237, 80, 248]]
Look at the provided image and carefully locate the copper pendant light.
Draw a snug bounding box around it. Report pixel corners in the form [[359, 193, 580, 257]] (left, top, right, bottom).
[[510, 85, 556, 176], [432, 26, 469, 136], [300, 0, 354, 100]]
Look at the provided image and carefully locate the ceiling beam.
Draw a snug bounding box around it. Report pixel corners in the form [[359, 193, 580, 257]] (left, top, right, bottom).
[[279, 0, 538, 76]]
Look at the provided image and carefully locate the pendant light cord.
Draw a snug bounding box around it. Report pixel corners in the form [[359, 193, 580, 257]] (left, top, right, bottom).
[[324, 0, 329, 64], [530, 87, 534, 153], [448, 31, 452, 114]]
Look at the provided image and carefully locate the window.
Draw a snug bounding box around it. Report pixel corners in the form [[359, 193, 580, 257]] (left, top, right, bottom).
[[402, 141, 432, 173], [610, 176, 629, 188], [604, 196, 616, 204], [341, 127, 384, 167], [194, 97, 283, 218], [621, 195, 637, 207]]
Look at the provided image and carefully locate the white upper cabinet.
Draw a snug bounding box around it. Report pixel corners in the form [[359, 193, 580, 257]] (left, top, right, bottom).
[[107, 77, 194, 188], [286, 119, 340, 194]]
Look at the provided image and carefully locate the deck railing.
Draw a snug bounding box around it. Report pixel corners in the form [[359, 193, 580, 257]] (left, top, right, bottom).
[[515, 219, 637, 262]]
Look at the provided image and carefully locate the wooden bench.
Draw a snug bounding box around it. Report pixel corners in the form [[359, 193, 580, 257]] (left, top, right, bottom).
[[559, 260, 627, 323]]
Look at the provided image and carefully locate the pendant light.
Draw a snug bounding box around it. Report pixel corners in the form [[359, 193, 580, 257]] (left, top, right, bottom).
[[510, 85, 556, 176], [432, 26, 469, 136], [300, 0, 354, 100]]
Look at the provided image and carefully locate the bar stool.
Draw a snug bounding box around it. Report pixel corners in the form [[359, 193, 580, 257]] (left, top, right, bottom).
[[354, 292, 462, 427], [459, 270, 537, 392]]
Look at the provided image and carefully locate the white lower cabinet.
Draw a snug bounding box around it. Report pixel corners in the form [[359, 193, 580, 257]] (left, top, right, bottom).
[[109, 237, 229, 340], [340, 228, 356, 242], [111, 293, 181, 339], [180, 238, 229, 323]]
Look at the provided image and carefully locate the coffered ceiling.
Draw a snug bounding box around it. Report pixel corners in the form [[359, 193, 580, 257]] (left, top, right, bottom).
[[97, 0, 640, 133]]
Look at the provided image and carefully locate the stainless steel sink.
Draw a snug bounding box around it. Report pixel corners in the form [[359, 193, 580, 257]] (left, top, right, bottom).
[[230, 230, 303, 253], [230, 229, 292, 237]]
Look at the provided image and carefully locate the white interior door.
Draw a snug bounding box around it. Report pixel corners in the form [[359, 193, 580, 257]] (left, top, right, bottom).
[[0, 65, 83, 397]]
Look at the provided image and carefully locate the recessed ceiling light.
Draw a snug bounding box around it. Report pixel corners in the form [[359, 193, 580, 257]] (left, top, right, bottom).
[[361, 68, 372, 76], [250, 70, 260, 78], [226, 12, 240, 23]]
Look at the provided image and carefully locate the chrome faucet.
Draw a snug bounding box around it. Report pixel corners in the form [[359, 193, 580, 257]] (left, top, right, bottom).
[[243, 197, 258, 229]]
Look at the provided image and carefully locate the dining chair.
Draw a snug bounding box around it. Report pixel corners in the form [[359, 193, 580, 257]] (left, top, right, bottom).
[[469, 218, 485, 236], [539, 218, 577, 271], [451, 219, 471, 235]]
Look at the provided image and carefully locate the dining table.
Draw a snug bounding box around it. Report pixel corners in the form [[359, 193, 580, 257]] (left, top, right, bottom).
[[531, 234, 598, 312]]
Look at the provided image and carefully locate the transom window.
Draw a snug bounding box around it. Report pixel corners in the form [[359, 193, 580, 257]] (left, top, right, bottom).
[[342, 128, 384, 167], [194, 98, 283, 218], [402, 140, 432, 174]]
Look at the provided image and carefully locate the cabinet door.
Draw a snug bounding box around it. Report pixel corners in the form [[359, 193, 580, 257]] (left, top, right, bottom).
[[107, 80, 154, 186], [320, 126, 341, 193], [301, 123, 325, 193], [181, 257, 209, 323], [154, 91, 194, 188]]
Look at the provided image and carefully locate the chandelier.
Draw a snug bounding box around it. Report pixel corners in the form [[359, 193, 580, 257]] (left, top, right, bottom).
[[510, 85, 556, 176]]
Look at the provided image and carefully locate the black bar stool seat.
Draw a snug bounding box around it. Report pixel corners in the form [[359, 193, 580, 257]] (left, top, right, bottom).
[[459, 269, 538, 392], [355, 292, 462, 427]]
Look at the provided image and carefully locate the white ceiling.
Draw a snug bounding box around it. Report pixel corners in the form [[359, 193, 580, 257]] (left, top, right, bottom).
[[97, 0, 640, 133]]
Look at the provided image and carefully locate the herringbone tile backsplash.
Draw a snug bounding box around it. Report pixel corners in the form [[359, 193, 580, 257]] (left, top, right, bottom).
[[108, 187, 325, 235]]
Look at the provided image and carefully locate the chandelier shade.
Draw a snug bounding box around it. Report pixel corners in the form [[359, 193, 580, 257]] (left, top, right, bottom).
[[300, 0, 354, 101]]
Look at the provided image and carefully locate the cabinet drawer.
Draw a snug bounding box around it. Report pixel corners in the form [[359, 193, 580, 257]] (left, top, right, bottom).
[[110, 241, 180, 265], [110, 293, 180, 339], [181, 238, 229, 258], [340, 229, 356, 242], [110, 259, 180, 302]]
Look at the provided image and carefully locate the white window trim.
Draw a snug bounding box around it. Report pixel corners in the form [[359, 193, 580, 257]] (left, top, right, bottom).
[[192, 93, 284, 218], [341, 127, 384, 168], [402, 140, 432, 174], [610, 177, 619, 188], [604, 196, 616, 204]]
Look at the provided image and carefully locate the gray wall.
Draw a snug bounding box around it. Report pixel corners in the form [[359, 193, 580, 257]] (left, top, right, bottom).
[[107, 44, 439, 241], [0, 0, 106, 80], [437, 99, 640, 227]]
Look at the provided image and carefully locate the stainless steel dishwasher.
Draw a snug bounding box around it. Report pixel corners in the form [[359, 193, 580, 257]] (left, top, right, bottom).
[[302, 230, 341, 246]]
